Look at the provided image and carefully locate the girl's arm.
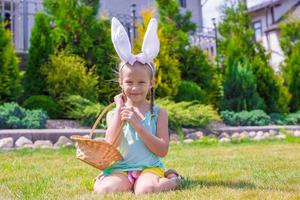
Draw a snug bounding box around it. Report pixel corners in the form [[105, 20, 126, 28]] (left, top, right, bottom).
[[104, 107, 123, 146], [105, 93, 125, 146], [121, 107, 169, 157]]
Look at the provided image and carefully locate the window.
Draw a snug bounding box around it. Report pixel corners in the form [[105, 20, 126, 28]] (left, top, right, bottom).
[[4, 12, 11, 30], [179, 0, 187, 8], [253, 20, 262, 41], [1, 1, 13, 31]]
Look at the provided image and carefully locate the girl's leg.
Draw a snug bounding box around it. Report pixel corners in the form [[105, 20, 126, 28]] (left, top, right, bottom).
[[134, 172, 179, 195], [94, 173, 133, 194]]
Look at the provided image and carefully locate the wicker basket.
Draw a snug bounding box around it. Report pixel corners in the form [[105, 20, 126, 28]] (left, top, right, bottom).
[[70, 102, 123, 170]]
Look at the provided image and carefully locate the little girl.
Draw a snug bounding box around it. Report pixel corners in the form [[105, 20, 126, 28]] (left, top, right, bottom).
[[93, 18, 183, 195]]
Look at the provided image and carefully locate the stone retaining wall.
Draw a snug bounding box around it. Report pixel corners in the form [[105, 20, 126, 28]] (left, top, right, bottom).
[[0, 126, 300, 149], [0, 129, 105, 142], [214, 125, 300, 134]]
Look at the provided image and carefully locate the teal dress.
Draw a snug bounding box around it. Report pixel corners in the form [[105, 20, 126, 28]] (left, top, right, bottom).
[[103, 104, 164, 175]]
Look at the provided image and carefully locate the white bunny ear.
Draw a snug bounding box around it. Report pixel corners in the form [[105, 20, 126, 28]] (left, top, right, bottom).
[[111, 17, 135, 65], [142, 18, 160, 62]]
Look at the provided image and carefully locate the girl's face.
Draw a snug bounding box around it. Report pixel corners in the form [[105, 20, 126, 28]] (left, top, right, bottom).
[[119, 62, 154, 104]]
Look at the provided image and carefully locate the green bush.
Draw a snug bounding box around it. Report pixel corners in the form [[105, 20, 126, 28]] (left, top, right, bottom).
[[174, 81, 207, 103], [156, 98, 220, 130], [221, 110, 271, 126], [59, 95, 106, 127], [23, 95, 61, 119], [269, 113, 286, 125], [81, 103, 106, 128], [0, 103, 48, 129], [41, 52, 99, 102], [285, 112, 300, 125]]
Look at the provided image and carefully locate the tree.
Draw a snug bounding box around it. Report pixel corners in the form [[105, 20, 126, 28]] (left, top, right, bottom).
[[43, 0, 119, 103], [222, 58, 265, 111], [280, 18, 300, 111], [181, 46, 218, 103], [154, 0, 218, 99], [23, 12, 53, 98], [218, 0, 290, 113], [0, 19, 21, 103], [134, 8, 181, 97]]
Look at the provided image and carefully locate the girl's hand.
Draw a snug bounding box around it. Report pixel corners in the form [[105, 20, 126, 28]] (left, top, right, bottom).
[[120, 106, 141, 127], [114, 93, 126, 108]]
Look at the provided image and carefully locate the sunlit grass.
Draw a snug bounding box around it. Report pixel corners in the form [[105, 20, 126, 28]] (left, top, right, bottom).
[[0, 138, 299, 199]]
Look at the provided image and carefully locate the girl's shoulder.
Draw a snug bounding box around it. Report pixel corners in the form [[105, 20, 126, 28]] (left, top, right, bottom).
[[153, 104, 168, 117], [107, 107, 118, 117]]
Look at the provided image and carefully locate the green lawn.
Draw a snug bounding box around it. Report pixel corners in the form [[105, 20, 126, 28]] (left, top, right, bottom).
[[0, 138, 300, 200]]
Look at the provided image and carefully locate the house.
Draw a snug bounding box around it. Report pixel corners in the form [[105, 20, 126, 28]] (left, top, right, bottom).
[[1, 0, 211, 55], [248, 0, 300, 71]]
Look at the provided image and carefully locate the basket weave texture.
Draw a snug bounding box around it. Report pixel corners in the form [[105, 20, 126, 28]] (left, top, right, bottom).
[[70, 102, 123, 170]]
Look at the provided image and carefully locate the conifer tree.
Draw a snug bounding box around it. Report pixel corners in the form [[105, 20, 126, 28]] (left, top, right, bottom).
[[23, 12, 53, 98], [154, 0, 217, 99], [218, 0, 290, 113], [280, 18, 300, 111], [42, 0, 118, 103], [0, 19, 21, 103], [223, 57, 265, 111]]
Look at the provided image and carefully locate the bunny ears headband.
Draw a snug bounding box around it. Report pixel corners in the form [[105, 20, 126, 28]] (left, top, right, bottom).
[[111, 17, 160, 74]]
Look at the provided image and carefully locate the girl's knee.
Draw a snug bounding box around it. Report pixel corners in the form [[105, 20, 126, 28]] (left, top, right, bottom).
[[94, 180, 119, 194], [94, 179, 132, 194], [134, 185, 156, 195], [94, 182, 112, 194]]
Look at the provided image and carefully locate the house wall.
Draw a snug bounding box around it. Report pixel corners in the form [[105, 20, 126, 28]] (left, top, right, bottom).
[[249, 0, 299, 71], [0, 0, 43, 52], [1, 0, 203, 53], [100, 0, 203, 29]]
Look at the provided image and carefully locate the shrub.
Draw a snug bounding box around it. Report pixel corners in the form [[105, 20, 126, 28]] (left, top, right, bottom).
[[23, 95, 61, 119], [221, 110, 271, 126], [22, 109, 49, 128], [269, 113, 286, 125], [285, 111, 300, 125], [59, 95, 106, 127], [81, 103, 106, 128], [0, 103, 48, 129], [174, 81, 207, 103], [41, 52, 99, 102], [156, 98, 220, 130]]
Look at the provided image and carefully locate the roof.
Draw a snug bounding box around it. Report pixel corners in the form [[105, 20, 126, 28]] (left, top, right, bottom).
[[264, 1, 300, 32], [247, 0, 283, 13]]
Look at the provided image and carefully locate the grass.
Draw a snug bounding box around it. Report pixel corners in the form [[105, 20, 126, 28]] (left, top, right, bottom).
[[0, 138, 300, 200]]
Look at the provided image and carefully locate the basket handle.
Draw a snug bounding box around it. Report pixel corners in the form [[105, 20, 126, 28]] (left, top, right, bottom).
[[89, 102, 124, 148]]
